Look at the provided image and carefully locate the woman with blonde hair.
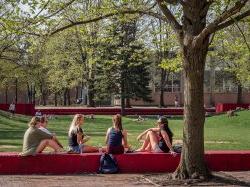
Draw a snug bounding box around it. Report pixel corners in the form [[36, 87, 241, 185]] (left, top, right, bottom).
[[105, 114, 128, 154], [68, 114, 98, 153], [20, 116, 62, 156]]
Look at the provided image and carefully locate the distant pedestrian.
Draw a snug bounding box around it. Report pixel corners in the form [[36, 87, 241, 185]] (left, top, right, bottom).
[[35, 110, 42, 117], [174, 96, 179, 107], [9, 101, 16, 117]]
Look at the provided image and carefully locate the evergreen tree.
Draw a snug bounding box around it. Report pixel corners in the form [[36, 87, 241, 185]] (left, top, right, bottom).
[[95, 17, 152, 111]]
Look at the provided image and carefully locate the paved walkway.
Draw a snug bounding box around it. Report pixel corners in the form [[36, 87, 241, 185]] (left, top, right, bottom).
[[0, 172, 250, 187]]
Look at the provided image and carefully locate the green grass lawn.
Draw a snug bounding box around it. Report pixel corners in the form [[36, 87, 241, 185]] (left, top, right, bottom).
[[0, 110, 249, 152]]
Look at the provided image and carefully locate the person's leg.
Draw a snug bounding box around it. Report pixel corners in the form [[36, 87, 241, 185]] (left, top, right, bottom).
[[145, 143, 152, 152], [147, 131, 160, 151], [36, 139, 61, 153], [82, 145, 98, 153], [136, 131, 152, 152]]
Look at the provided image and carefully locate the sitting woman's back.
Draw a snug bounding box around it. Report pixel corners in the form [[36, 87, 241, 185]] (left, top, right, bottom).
[[106, 114, 128, 154], [108, 127, 123, 147]]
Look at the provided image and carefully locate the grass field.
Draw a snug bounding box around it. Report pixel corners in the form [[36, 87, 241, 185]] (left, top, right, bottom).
[[0, 110, 249, 152]]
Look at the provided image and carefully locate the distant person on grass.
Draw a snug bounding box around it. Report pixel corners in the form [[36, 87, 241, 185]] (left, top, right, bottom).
[[68, 114, 98, 153], [20, 116, 62, 156], [39, 116, 64, 149], [136, 117, 176, 155], [8, 101, 16, 117], [105, 114, 129, 154]]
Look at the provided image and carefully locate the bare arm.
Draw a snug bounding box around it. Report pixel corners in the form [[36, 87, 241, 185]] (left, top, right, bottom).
[[77, 132, 83, 144], [122, 129, 128, 148], [161, 130, 176, 154], [105, 128, 111, 145]]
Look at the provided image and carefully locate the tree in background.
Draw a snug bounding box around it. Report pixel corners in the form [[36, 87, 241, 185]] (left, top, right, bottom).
[[96, 16, 152, 113], [150, 18, 182, 107], [209, 20, 250, 104]]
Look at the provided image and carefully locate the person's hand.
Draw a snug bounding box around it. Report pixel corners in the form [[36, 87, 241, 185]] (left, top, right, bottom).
[[170, 150, 177, 157], [82, 135, 90, 143], [137, 135, 141, 141]]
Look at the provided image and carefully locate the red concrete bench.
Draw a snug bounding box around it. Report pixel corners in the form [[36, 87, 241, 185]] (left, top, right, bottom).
[[216, 103, 250, 113], [0, 151, 249, 174]]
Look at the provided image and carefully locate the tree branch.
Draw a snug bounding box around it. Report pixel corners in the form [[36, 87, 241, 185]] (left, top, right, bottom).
[[156, 0, 182, 33], [195, 0, 249, 45], [43, 0, 76, 19], [233, 18, 250, 51], [50, 9, 168, 36], [215, 9, 250, 32]]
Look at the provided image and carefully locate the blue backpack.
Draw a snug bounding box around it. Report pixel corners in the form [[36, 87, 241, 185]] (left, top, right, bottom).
[[98, 153, 118, 174]]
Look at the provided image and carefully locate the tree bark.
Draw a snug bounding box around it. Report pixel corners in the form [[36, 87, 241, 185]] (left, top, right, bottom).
[[75, 86, 79, 102], [125, 98, 131, 108], [32, 85, 36, 105], [63, 89, 67, 106], [159, 68, 166, 107], [120, 78, 126, 116], [27, 83, 32, 104], [237, 83, 242, 104], [54, 92, 58, 106], [40, 84, 47, 106], [5, 85, 8, 104], [15, 78, 18, 103], [67, 89, 71, 105], [87, 79, 95, 107], [173, 37, 210, 179]]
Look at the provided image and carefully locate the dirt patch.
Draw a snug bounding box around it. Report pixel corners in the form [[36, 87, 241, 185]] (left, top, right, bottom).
[[0, 172, 250, 186], [139, 171, 250, 186]]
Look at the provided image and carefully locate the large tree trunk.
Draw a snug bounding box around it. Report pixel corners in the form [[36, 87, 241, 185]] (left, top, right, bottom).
[[237, 83, 242, 104], [173, 37, 210, 179]]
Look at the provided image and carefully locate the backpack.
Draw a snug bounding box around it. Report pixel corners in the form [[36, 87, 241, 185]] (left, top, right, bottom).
[[98, 153, 118, 174], [173, 144, 182, 153]]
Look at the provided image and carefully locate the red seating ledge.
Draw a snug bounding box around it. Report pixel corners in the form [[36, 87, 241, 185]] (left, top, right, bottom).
[[0, 151, 249, 174]]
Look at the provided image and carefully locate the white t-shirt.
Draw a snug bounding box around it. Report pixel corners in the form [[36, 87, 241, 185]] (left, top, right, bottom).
[[39, 127, 52, 135], [9, 104, 15, 111]]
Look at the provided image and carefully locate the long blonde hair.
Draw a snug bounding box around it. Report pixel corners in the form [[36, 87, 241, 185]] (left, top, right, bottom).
[[112, 114, 123, 131], [28, 116, 41, 127], [68, 114, 83, 136]]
